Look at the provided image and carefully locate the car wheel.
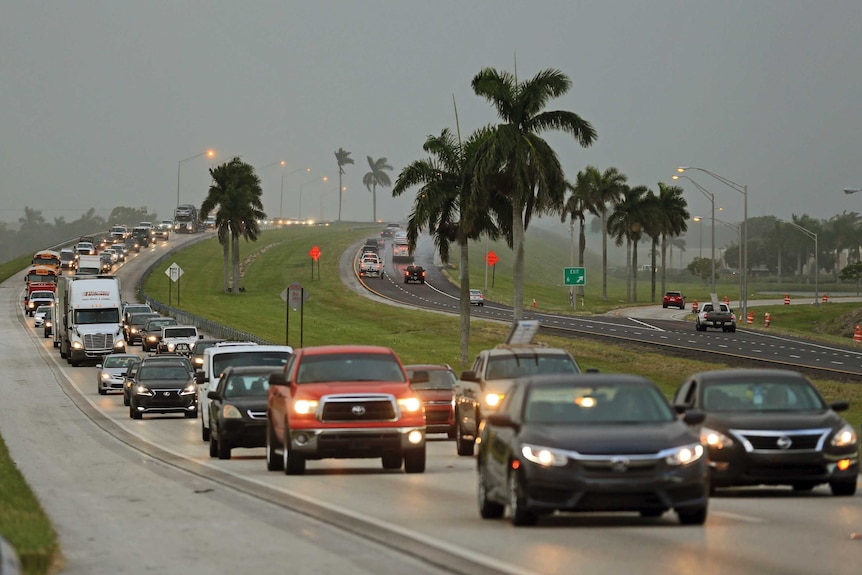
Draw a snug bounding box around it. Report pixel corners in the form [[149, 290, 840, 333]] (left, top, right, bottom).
[[131, 405, 142, 420], [70, 352, 80, 367], [662, 304, 667, 309], [283, 428, 306, 475], [680, 304, 686, 310], [447, 425, 456, 440], [98, 384, 106, 396], [404, 446, 426, 474], [456, 414, 475, 457], [185, 408, 198, 419], [729, 327, 736, 333], [829, 479, 857, 496], [508, 471, 537, 526], [123, 391, 130, 407], [478, 464, 504, 519], [209, 435, 218, 458], [265, 419, 283, 471], [217, 436, 231, 460], [479, 302, 483, 307], [381, 453, 402, 470], [677, 506, 707, 525], [201, 415, 210, 442]]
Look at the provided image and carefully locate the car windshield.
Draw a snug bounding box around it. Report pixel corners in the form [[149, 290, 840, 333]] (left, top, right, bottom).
[[32, 292, 54, 299], [486, 354, 579, 380], [138, 365, 190, 380], [165, 328, 197, 338], [146, 320, 176, 330], [224, 374, 270, 397], [297, 353, 405, 383], [524, 383, 676, 424], [74, 308, 120, 324], [104, 356, 139, 369], [35, 306, 51, 314], [702, 381, 825, 411], [408, 369, 456, 390], [212, 351, 291, 378]]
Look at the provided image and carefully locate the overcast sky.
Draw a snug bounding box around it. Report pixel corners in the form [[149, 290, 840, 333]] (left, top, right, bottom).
[[3, 0, 862, 237]]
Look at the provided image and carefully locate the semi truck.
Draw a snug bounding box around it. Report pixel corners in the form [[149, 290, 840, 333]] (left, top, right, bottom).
[[56, 275, 126, 366], [174, 204, 200, 233]]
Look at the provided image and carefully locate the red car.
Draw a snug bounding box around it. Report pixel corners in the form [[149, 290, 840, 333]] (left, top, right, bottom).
[[662, 290, 686, 309], [404, 364, 458, 438]]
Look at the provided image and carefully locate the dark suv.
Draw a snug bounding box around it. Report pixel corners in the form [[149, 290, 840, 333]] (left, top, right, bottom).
[[404, 265, 426, 284], [662, 291, 685, 309]]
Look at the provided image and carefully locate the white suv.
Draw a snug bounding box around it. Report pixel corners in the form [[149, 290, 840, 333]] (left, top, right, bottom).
[[158, 325, 201, 355], [195, 343, 293, 441]]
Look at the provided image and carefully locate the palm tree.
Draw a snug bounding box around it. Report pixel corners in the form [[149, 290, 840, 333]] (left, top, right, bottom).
[[654, 182, 689, 297], [201, 157, 266, 293], [561, 172, 601, 300], [393, 127, 500, 366], [607, 185, 651, 302], [334, 148, 354, 223], [470, 67, 596, 320], [363, 156, 393, 223]]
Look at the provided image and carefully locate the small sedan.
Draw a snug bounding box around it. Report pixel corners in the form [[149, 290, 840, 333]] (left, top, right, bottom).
[[207, 366, 274, 459], [478, 373, 708, 526], [33, 305, 52, 328], [129, 358, 198, 419], [672, 368, 859, 495], [405, 364, 458, 437], [469, 289, 484, 306], [97, 354, 142, 396]]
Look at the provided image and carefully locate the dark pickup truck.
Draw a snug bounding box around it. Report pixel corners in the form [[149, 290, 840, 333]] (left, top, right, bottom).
[[696, 303, 737, 332], [404, 265, 426, 284]]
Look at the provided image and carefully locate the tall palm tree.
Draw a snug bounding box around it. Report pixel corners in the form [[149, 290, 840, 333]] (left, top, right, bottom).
[[654, 182, 689, 297], [561, 172, 601, 300], [470, 67, 596, 320], [393, 127, 501, 366], [607, 185, 651, 302], [334, 147, 354, 223], [363, 156, 393, 223], [201, 157, 265, 293], [577, 166, 627, 301]]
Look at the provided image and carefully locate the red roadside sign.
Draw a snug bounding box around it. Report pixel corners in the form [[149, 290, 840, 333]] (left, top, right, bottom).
[[485, 251, 499, 266], [309, 245, 321, 261]]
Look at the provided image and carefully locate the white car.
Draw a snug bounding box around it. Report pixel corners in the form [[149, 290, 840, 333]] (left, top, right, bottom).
[[469, 289, 484, 306], [33, 305, 52, 327]]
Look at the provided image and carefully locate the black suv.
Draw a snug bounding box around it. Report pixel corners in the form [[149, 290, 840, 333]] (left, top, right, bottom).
[[404, 265, 426, 284]]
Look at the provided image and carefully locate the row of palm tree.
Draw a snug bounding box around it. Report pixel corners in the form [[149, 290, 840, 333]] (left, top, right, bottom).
[[334, 149, 393, 223]]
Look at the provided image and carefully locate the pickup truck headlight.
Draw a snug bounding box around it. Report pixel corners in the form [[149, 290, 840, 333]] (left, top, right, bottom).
[[293, 400, 319, 415], [484, 393, 504, 409], [167, 343, 176, 352], [397, 397, 422, 413], [831, 424, 857, 447]]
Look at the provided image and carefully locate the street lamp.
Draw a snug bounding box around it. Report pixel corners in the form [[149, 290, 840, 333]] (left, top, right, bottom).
[[298, 176, 328, 221], [674, 174, 715, 294], [177, 149, 215, 209], [280, 167, 311, 222], [692, 216, 704, 258], [677, 166, 748, 320], [782, 219, 819, 305], [320, 186, 346, 221]]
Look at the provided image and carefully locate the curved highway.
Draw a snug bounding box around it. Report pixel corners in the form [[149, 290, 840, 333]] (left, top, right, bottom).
[[1, 232, 860, 575]]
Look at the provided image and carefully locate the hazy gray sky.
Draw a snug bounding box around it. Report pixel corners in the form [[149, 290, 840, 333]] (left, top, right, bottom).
[[3, 1, 862, 235]]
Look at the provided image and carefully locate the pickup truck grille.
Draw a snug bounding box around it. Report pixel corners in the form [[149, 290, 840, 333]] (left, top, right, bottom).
[[83, 333, 112, 352], [320, 394, 397, 422]]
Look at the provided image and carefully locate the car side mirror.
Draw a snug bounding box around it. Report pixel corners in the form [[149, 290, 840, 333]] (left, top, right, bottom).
[[95, 364, 102, 369], [269, 371, 288, 386], [486, 413, 518, 430], [460, 370, 478, 383], [199, 334, 204, 339], [194, 371, 205, 385], [682, 409, 706, 425], [829, 401, 849, 412], [207, 391, 220, 400]]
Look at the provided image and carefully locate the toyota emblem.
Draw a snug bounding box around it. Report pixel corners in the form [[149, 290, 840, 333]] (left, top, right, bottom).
[[351, 405, 367, 416], [610, 457, 630, 472], [776, 436, 793, 450]]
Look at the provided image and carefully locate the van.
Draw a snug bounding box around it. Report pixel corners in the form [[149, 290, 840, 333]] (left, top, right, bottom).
[[195, 343, 293, 441]]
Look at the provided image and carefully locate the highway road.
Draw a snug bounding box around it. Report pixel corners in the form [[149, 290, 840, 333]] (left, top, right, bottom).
[[355, 234, 862, 379], [1, 232, 861, 575]]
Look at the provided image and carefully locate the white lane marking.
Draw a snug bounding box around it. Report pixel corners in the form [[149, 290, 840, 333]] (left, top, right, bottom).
[[627, 317, 665, 331], [711, 510, 765, 523]]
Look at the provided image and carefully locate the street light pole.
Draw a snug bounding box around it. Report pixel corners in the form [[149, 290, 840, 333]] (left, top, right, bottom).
[[674, 174, 715, 294], [279, 167, 312, 222], [177, 150, 215, 209], [299, 176, 328, 220], [783, 219, 819, 305], [677, 166, 747, 319]]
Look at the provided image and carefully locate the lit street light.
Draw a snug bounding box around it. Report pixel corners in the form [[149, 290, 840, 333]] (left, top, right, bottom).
[[177, 149, 215, 209], [674, 174, 715, 294], [280, 167, 311, 221], [298, 176, 328, 220], [677, 166, 748, 320], [320, 186, 346, 221]]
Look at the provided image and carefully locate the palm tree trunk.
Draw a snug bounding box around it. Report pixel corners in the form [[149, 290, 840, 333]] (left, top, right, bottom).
[[222, 233, 230, 293], [338, 172, 343, 223], [578, 214, 586, 299], [512, 196, 526, 321], [231, 233, 240, 294], [650, 237, 658, 302], [625, 238, 632, 302], [660, 234, 668, 296], [632, 238, 639, 303], [372, 184, 377, 223], [459, 236, 470, 367], [601, 209, 608, 301]]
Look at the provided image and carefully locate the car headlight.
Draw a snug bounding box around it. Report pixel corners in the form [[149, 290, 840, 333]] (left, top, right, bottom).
[[130, 328, 138, 334], [101, 373, 111, 380], [831, 424, 858, 448], [397, 397, 422, 413], [193, 358, 203, 367], [147, 336, 157, 342], [114, 340, 125, 348], [168, 343, 176, 352], [521, 444, 568, 467], [293, 399, 319, 415], [222, 404, 243, 419], [484, 393, 504, 409], [664, 443, 705, 466], [701, 427, 734, 450], [72, 341, 83, 349], [45, 321, 52, 328], [180, 383, 197, 396], [135, 385, 154, 397]]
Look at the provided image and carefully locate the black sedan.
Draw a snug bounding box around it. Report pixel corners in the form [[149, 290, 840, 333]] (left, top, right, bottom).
[[672, 368, 859, 496], [129, 358, 198, 419], [206, 366, 273, 459], [477, 373, 708, 526]]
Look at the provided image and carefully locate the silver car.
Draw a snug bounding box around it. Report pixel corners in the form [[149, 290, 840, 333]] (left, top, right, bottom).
[[97, 354, 142, 396]]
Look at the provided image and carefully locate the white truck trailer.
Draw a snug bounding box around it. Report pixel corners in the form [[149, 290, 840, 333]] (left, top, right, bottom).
[[56, 275, 126, 366]]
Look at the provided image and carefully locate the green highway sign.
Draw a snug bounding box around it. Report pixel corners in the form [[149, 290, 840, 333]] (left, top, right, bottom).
[[564, 267, 586, 286]]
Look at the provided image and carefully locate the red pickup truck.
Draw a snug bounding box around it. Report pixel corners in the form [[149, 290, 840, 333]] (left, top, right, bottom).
[[266, 345, 427, 475]]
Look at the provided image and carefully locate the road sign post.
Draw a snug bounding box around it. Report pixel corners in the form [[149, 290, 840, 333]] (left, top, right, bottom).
[[564, 267, 585, 311], [165, 263, 184, 307]]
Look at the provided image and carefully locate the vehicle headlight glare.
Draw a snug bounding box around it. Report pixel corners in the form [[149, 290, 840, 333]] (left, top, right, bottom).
[[701, 427, 734, 449], [168, 343, 176, 352], [223, 404, 242, 419], [398, 397, 422, 412], [135, 385, 154, 397], [114, 340, 125, 348], [293, 400, 318, 415], [72, 341, 83, 349], [101, 373, 111, 380], [831, 424, 857, 447], [484, 393, 503, 408], [180, 383, 196, 396], [666, 443, 704, 466], [521, 444, 568, 467]]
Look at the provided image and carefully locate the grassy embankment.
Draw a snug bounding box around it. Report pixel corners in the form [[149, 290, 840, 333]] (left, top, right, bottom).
[[0, 254, 58, 575]]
